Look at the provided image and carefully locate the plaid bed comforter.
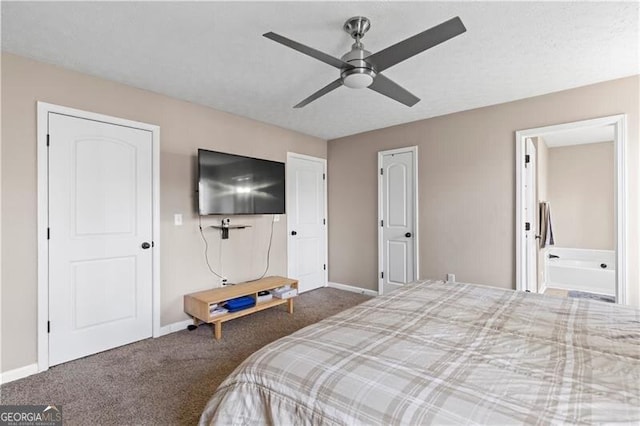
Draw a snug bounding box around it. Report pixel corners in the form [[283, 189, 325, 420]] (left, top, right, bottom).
[[200, 280, 640, 425]]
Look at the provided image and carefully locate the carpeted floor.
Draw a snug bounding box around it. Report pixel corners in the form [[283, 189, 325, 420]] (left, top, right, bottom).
[[0, 288, 371, 425]]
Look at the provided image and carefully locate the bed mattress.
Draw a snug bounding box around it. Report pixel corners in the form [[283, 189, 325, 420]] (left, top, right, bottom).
[[200, 280, 640, 425]]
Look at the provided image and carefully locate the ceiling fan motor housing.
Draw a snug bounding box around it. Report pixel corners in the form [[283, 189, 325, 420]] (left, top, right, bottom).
[[340, 45, 376, 89]]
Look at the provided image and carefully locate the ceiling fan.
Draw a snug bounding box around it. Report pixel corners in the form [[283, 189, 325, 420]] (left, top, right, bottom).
[[264, 16, 466, 108]]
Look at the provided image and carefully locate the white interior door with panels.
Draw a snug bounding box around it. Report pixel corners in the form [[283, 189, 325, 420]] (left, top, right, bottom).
[[378, 147, 419, 295], [286, 153, 327, 293], [524, 138, 538, 293], [39, 104, 159, 369]]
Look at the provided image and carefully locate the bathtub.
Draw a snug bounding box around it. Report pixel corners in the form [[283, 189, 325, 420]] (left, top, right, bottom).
[[544, 248, 615, 296]]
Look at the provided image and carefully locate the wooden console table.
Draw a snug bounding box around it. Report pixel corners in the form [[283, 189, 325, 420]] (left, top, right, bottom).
[[184, 276, 298, 340]]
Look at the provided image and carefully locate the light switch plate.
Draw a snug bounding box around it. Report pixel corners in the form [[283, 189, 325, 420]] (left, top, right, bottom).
[[274, 214, 280, 222], [174, 214, 183, 226]]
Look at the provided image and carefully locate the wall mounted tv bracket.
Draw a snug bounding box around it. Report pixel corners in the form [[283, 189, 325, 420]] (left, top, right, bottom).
[[210, 218, 251, 239]]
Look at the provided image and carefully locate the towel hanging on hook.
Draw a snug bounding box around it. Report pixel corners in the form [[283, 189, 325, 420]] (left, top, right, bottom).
[[538, 201, 554, 249]]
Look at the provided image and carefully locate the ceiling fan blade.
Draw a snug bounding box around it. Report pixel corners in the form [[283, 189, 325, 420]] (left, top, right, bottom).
[[294, 78, 343, 108], [365, 16, 466, 72], [368, 74, 420, 107], [264, 32, 352, 70]]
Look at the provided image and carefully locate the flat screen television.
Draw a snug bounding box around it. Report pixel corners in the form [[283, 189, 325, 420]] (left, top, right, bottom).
[[197, 149, 285, 215]]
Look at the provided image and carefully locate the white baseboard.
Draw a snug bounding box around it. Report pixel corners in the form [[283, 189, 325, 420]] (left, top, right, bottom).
[[1, 363, 39, 384], [158, 319, 194, 336], [328, 282, 378, 297]]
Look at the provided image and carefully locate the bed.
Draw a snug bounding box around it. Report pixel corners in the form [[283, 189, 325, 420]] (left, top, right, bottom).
[[200, 280, 640, 425]]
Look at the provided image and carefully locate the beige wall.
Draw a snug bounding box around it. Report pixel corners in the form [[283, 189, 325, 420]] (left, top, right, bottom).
[[0, 53, 326, 372], [548, 141, 614, 250], [328, 75, 639, 308]]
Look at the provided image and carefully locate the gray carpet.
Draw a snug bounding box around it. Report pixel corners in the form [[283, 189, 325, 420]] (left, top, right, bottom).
[[568, 290, 615, 303], [0, 288, 371, 425]]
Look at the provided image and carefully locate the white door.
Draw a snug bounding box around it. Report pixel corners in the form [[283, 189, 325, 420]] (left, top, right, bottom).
[[524, 138, 538, 293], [48, 113, 153, 366], [379, 147, 418, 295], [287, 154, 327, 293]]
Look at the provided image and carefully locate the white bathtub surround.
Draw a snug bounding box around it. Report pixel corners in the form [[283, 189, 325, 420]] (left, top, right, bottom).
[[545, 248, 615, 296]]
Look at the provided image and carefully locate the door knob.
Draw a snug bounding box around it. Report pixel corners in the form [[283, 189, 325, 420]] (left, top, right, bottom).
[[291, 231, 297, 236], [141, 242, 151, 249], [405, 232, 412, 238]]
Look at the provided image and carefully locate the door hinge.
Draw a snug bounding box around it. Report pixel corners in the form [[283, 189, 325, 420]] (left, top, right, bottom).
[[47, 321, 50, 333], [525, 222, 531, 231], [46, 134, 50, 147], [47, 228, 50, 240], [151, 241, 155, 248], [322, 173, 326, 180], [380, 168, 383, 175], [381, 271, 384, 279], [323, 218, 326, 225], [380, 220, 383, 227], [323, 264, 326, 271], [525, 154, 530, 165]]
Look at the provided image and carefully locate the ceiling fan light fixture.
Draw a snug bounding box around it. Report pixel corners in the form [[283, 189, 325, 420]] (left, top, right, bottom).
[[341, 68, 376, 89]]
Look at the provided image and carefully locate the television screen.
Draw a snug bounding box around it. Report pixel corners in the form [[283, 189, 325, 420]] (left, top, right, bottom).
[[197, 149, 285, 215]]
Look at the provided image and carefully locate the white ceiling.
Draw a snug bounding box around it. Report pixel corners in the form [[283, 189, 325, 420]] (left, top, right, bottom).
[[2, 1, 638, 140], [543, 125, 615, 148]]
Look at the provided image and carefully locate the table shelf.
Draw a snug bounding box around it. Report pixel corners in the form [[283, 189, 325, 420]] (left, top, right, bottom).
[[184, 276, 298, 340]]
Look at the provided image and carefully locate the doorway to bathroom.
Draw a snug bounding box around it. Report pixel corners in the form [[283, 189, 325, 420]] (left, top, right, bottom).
[[515, 115, 627, 304]]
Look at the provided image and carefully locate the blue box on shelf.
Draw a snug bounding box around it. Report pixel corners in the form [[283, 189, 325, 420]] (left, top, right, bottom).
[[225, 295, 256, 312]]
